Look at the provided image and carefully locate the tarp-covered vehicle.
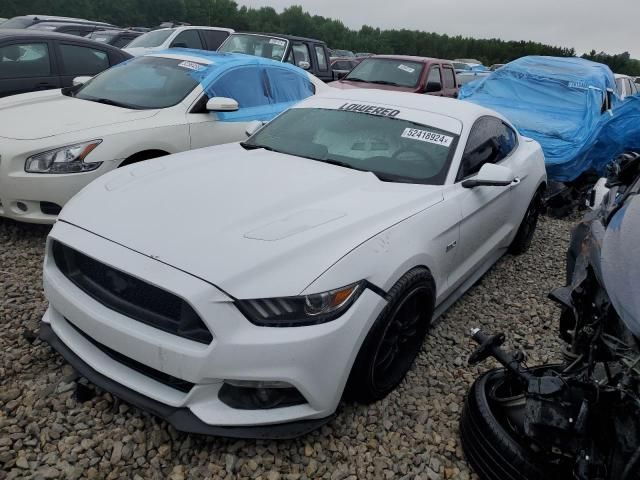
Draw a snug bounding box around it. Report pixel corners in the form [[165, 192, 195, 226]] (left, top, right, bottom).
[[459, 56, 640, 182]]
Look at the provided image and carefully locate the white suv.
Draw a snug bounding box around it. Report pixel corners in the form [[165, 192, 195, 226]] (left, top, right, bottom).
[[124, 26, 234, 56]]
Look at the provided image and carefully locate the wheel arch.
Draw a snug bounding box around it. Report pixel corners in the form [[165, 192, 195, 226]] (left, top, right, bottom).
[[118, 149, 171, 168]]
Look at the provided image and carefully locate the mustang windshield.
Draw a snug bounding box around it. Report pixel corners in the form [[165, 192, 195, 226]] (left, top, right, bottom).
[[218, 34, 287, 61], [345, 58, 424, 88], [73, 56, 200, 109], [244, 107, 457, 184]]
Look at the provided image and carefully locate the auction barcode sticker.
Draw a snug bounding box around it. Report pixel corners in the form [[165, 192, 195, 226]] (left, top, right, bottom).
[[401, 128, 453, 146], [397, 64, 415, 73], [178, 61, 206, 71], [269, 38, 286, 46]]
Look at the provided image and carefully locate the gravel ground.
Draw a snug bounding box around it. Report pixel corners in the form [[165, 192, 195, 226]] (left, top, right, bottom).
[[0, 215, 573, 480]]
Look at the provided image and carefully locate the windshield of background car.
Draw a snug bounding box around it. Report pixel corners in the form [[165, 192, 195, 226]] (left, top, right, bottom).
[[245, 107, 458, 184], [0, 17, 33, 29], [218, 34, 287, 61], [345, 58, 424, 88], [74, 56, 200, 109], [125, 29, 174, 48]]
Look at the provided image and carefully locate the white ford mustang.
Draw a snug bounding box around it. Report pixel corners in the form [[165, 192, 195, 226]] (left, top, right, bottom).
[[0, 50, 324, 223], [40, 89, 546, 438]]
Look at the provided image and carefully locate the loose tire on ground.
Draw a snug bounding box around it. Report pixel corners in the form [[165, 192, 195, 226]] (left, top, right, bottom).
[[345, 268, 435, 404], [460, 369, 559, 480]]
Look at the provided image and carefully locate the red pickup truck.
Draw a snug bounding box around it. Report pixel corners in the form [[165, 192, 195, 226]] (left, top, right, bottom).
[[329, 55, 459, 97]]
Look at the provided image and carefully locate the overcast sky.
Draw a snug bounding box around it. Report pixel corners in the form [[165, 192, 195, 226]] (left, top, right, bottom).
[[238, 0, 639, 59]]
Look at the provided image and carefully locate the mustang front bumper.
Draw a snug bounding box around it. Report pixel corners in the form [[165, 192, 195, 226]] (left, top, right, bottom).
[[41, 220, 387, 437]]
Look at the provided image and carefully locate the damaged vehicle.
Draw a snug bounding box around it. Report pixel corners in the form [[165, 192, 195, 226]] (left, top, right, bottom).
[[40, 89, 546, 438], [460, 151, 640, 479]]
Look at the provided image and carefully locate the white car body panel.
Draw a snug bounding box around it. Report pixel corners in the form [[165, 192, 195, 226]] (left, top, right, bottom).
[[0, 53, 326, 224], [42, 89, 547, 432]]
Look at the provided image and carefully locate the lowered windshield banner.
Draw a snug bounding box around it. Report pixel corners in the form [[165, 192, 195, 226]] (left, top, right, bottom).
[[338, 103, 400, 118]]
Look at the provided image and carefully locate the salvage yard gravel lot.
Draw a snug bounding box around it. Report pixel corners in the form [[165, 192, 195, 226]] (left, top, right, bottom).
[[0, 215, 570, 480]]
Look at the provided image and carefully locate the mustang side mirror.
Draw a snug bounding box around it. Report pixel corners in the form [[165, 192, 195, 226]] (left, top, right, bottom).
[[462, 163, 516, 188], [73, 76, 93, 86], [425, 81, 442, 93], [206, 97, 239, 112], [245, 120, 264, 137]]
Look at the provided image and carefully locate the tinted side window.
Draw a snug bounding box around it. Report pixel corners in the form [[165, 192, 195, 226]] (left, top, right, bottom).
[[427, 66, 441, 86], [0, 43, 51, 78], [443, 67, 456, 88], [171, 30, 203, 50], [333, 61, 350, 70], [113, 36, 133, 48], [59, 44, 109, 75], [292, 43, 310, 65], [202, 30, 229, 50], [458, 117, 518, 179], [314, 45, 328, 71], [210, 66, 269, 108]]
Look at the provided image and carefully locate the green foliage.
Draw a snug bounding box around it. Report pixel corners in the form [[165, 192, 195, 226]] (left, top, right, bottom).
[[582, 50, 640, 76], [2, 0, 636, 73]]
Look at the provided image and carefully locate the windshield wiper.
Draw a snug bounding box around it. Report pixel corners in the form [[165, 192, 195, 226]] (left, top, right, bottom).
[[84, 97, 138, 109], [240, 142, 278, 152], [368, 80, 402, 86], [344, 77, 368, 82]]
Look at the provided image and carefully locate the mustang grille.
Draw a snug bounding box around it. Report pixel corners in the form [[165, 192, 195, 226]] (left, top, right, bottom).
[[52, 240, 212, 344]]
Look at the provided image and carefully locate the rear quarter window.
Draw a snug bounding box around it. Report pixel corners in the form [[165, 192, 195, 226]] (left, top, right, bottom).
[[58, 43, 110, 75]]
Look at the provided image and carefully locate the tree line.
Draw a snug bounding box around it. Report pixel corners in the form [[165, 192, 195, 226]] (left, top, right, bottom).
[[2, 0, 639, 75]]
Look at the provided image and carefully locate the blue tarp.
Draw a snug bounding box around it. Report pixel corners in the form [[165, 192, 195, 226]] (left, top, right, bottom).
[[160, 49, 314, 122], [458, 56, 638, 181]]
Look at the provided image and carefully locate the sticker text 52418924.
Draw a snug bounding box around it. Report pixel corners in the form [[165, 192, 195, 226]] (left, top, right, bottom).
[[401, 128, 453, 147]]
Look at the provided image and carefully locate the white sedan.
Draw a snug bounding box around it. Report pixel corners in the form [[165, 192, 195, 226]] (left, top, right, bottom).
[[0, 50, 324, 223], [40, 89, 546, 438]]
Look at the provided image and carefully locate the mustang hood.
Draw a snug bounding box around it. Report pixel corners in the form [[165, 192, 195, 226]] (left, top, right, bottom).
[[60, 144, 443, 298], [0, 90, 158, 140]]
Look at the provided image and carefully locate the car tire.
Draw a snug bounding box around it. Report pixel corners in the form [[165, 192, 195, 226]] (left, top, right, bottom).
[[460, 368, 569, 480], [345, 268, 435, 404], [508, 189, 543, 255]]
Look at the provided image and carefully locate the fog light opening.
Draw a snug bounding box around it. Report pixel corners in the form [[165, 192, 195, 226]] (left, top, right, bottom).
[[16, 201, 28, 212], [219, 380, 306, 410]]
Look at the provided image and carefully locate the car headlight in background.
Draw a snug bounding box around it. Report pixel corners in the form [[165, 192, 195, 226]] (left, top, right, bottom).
[[25, 140, 103, 174], [236, 282, 364, 327]]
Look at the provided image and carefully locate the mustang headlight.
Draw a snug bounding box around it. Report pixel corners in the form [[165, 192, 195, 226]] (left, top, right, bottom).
[[236, 282, 364, 327], [25, 140, 103, 174]]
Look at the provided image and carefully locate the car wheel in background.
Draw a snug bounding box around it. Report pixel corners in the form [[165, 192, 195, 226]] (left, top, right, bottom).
[[345, 268, 435, 404], [508, 190, 543, 255]]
